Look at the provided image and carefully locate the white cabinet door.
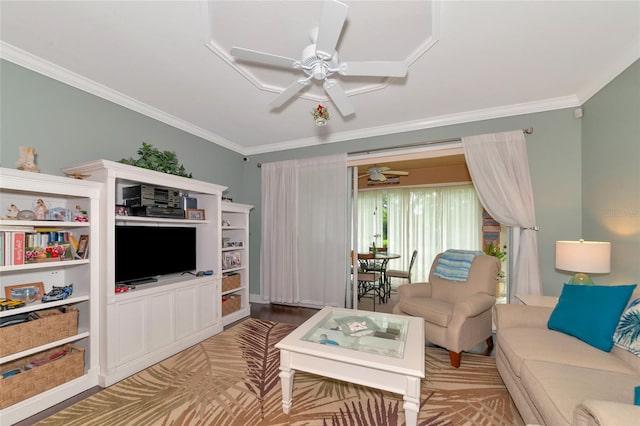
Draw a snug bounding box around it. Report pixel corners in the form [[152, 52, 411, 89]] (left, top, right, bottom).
[[148, 291, 175, 351], [198, 281, 218, 328], [115, 298, 147, 365], [175, 286, 198, 339]]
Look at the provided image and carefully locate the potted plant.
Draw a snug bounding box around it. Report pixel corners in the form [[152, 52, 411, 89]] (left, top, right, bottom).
[[119, 142, 192, 178], [485, 242, 507, 279]]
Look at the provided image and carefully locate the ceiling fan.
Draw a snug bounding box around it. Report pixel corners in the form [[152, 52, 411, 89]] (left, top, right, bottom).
[[229, 0, 408, 117], [359, 166, 409, 182]]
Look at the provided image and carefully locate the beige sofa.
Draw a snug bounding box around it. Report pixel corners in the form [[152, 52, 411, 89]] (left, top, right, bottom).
[[493, 287, 640, 426]]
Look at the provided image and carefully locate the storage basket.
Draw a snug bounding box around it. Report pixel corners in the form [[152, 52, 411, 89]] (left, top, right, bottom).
[[222, 294, 241, 316], [0, 307, 79, 357], [0, 344, 84, 409], [221, 274, 241, 292]]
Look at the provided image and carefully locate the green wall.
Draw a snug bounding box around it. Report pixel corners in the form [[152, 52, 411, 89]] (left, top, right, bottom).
[[0, 60, 246, 195], [2, 58, 637, 298], [582, 60, 640, 285]]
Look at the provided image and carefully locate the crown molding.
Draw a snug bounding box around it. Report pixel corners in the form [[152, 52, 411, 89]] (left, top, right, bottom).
[[243, 95, 580, 155], [3, 36, 620, 157], [0, 42, 246, 154]]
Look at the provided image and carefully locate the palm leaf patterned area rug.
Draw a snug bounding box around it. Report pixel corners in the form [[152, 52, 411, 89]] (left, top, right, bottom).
[[38, 319, 523, 426]]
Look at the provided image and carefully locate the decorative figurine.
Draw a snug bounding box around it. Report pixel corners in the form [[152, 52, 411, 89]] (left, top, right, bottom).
[[16, 146, 40, 173], [6, 204, 20, 219], [74, 205, 88, 222], [33, 199, 48, 220]]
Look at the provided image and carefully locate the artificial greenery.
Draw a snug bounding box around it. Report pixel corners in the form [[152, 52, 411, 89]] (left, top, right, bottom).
[[119, 142, 192, 178], [485, 242, 507, 261], [485, 242, 507, 279]]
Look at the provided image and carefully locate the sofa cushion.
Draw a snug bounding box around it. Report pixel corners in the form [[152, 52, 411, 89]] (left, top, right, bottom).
[[498, 327, 637, 379], [613, 297, 640, 357], [548, 283, 637, 351], [520, 360, 640, 426]]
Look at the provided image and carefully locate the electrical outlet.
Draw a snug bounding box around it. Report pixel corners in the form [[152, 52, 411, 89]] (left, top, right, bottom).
[[49, 270, 64, 287]]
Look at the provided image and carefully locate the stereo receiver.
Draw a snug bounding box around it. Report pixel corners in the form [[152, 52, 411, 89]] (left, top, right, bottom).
[[123, 185, 181, 208]]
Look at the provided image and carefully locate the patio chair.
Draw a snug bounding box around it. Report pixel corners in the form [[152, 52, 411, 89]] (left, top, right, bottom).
[[356, 253, 385, 310], [386, 249, 418, 288]]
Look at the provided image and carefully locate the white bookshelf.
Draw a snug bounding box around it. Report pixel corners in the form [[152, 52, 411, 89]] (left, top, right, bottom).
[[221, 201, 253, 326], [0, 168, 101, 425]]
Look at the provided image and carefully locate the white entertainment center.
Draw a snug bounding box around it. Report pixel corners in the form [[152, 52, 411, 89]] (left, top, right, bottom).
[[0, 161, 254, 422], [62, 160, 249, 386]]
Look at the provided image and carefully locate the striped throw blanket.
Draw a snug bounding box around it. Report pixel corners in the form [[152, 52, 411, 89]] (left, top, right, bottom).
[[433, 249, 484, 282]]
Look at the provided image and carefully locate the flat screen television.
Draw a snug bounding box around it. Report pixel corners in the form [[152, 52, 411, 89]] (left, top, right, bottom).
[[115, 225, 197, 284]]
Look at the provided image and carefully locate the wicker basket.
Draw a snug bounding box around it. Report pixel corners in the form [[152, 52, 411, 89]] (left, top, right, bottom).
[[0, 344, 84, 409], [222, 294, 241, 316], [0, 307, 79, 357], [221, 274, 241, 292]]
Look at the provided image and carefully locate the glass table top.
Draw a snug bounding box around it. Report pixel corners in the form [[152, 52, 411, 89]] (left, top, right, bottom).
[[301, 310, 409, 358]]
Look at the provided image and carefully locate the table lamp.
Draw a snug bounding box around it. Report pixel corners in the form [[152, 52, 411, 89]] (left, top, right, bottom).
[[555, 239, 611, 284]]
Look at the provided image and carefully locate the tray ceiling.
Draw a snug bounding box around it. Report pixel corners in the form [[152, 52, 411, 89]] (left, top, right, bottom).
[[1, 1, 638, 155]]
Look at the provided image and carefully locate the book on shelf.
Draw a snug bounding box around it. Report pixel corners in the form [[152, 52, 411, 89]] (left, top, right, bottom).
[[3, 231, 9, 266], [0, 231, 26, 266], [76, 234, 89, 259], [12, 231, 25, 265]]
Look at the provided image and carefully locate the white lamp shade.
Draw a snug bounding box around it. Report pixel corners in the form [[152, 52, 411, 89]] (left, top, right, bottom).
[[555, 240, 611, 274]]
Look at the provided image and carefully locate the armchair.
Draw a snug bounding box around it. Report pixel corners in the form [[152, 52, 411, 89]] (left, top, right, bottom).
[[392, 252, 500, 367]]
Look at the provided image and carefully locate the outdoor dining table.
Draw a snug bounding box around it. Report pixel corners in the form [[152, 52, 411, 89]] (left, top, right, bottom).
[[359, 252, 401, 302]]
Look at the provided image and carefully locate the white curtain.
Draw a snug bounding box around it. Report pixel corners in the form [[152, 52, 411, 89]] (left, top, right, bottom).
[[357, 190, 384, 252], [385, 184, 482, 282], [462, 130, 542, 301], [261, 154, 347, 308]]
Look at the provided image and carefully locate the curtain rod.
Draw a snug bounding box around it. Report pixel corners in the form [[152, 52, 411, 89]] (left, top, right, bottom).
[[256, 127, 533, 167], [347, 127, 533, 156]]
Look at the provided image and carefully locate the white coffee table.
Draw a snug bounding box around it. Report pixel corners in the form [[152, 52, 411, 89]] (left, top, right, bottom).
[[275, 306, 425, 426]]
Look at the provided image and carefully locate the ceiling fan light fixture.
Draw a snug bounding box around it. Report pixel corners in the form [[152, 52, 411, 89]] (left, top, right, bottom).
[[368, 166, 382, 181], [229, 0, 408, 117], [312, 104, 330, 126]]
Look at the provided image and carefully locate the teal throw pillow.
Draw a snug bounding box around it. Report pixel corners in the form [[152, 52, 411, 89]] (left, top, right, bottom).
[[548, 283, 637, 352], [613, 297, 640, 357]]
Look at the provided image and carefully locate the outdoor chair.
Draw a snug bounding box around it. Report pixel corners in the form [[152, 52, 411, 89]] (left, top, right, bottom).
[[356, 253, 385, 310], [386, 249, 418, 288]]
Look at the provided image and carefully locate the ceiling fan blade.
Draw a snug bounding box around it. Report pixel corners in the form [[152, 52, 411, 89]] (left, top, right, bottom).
[[339, 61, 408, 77], [323, 79, 354, 116], [384, 171, 409, 176], [230, 47, 298, 69], [377, 173, 387, 182], [269, 79, 309, 108], [315, 0, 348, 60]]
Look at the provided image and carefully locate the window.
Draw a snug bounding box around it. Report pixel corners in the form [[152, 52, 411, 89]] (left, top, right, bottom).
[[358, 184, 482, 282]]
